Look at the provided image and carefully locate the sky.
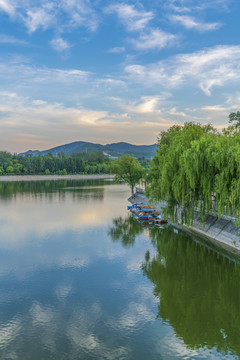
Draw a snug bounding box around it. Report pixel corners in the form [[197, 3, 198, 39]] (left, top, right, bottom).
[[0, 0, 240, 152]]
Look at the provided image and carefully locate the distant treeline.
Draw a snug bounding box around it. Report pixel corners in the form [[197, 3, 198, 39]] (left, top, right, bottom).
[[0, 151, 112, 175], [0, 150, 151, 176]]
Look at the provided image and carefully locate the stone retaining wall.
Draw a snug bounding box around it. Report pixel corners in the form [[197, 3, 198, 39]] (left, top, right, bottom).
[[129, 192, 240, 252]]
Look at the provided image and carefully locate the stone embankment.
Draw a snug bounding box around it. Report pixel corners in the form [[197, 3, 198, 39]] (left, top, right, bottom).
[[0, 174, 114, 182], [129, 192, 240, 252]]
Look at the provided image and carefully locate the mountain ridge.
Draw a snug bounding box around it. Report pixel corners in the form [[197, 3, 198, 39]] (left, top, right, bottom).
[[18, 141, 157, 159]]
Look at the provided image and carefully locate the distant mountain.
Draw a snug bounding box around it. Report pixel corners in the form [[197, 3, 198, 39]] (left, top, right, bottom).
[[18, 141, 157, 159]]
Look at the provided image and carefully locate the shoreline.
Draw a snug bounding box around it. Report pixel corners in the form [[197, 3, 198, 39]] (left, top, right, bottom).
[[0, 174, 114, 182], [129, 191, 240, 252]]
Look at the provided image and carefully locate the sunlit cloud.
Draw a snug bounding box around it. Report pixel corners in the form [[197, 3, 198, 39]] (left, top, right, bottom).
[[120, 96, 166, 115], [168, 107, 187, 117]]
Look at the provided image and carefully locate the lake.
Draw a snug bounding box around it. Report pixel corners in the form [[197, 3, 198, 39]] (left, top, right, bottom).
[[0, 179, 239, 360]]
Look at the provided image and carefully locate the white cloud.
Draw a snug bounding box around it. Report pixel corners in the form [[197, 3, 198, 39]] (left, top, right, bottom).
[[168, 107, 187, 117], [125, 45, 240, 96], [165, 0, 231, 12], [0, 0, 99, 50], [0, 92, 165, 152], [59, 0, 98, 32], [105, 4, 176, 52], [0, 60, 90, 85], [0, 0, 15, 16], [226, 92, 240, 108], [122, 96, 164, 115], [25, 4, 56, 33], [51, 37, 72, 52], [130, 28, 176, 51], [108, 47, 126, 54], [39, 0, 97, 33], [170, 14, 222, 32], [0, 34, 26, 44], [105, 3, 153, 32]]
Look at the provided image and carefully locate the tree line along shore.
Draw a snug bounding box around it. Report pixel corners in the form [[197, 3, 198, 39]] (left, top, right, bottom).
[[0, 151, 113, 176], [0, 149, 150, 177], [1, 112, 240, 228], [112, 112, 240, 228]]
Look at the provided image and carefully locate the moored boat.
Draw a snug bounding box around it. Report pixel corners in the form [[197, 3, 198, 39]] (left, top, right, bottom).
[[128, 202, 167, 226]]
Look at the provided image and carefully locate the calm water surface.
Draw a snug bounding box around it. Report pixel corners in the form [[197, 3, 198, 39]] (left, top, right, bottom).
[[0, 179, 239, 360]]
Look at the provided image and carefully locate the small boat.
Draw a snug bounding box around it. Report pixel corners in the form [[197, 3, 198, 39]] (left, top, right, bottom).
[[154, 215, 168, 224], [128, 202, 167, 226], [127, 202, 146, 210]]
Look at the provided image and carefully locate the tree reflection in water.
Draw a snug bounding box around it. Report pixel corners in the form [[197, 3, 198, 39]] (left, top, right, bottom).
[[108, 215, 143, 248], [109, 215, 240, 358]]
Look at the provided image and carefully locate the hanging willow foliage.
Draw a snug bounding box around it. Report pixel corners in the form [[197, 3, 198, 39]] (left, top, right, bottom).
[[146, 122, 240, 225]]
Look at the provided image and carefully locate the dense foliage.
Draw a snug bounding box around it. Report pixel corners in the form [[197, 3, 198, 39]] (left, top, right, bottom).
[[0, 151, 112, 175], [111, 154, 145, 194], [147, 121, 240, 224]]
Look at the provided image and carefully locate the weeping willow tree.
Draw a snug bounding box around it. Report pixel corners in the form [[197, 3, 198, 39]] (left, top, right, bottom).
[[146, 121, 240, 225]]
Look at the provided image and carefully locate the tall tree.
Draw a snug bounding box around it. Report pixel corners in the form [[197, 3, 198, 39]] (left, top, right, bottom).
[[228, 111, 240, 127], [111, 154, 145, 194], [146, 122, 240, 224]]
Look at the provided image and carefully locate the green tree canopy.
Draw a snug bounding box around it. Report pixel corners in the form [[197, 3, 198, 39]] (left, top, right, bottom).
[[111, 154, 145, 194], [228, 111, 240, 127], [147, 121, 240, 224]]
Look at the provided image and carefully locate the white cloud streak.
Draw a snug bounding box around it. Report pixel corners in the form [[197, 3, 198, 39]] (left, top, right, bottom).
[[170, 14, 222, 32], [0, 34, 26, 44], [130, 28, 176, 51], [0, 0, 15, 16], [165, 0, 231, 12], [105, 3, 154, 32], [108, 47, 126, 54], [125, 45, 240, 96], [0, 0, 99, 48]]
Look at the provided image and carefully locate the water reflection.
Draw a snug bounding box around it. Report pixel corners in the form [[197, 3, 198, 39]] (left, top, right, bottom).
[[146, 226, 240, 358], [108, 216, 143, 248], [0, 180, 124, 249], [109, 215, 240, 358], [0, 179, 110, 201], [1, 180, 240, 359]]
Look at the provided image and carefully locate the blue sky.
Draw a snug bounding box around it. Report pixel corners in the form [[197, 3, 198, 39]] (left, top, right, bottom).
[[0, 0, 240, 152]]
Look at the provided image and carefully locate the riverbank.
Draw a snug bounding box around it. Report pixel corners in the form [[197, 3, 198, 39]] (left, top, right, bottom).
[[0, 174, 114, 182], [129, 192, 240, 252]]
